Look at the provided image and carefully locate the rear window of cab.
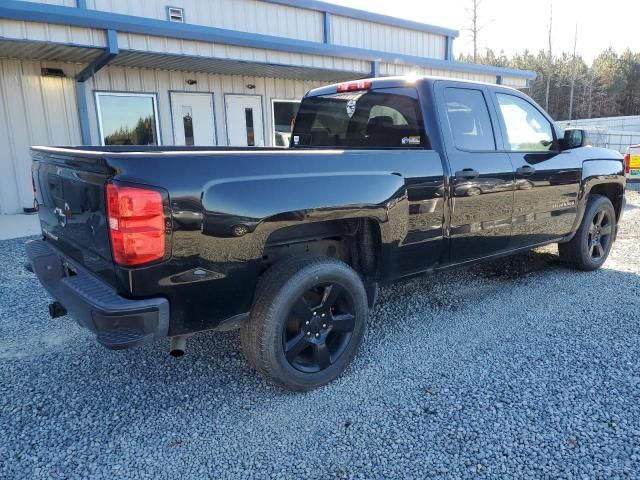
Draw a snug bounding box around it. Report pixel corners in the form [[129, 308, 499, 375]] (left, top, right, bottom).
[[291, 87, 428, 149]]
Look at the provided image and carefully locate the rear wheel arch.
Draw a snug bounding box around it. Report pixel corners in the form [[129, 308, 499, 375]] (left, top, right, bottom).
[[588, 182, 625, 221], [261, 217, 383, 282]]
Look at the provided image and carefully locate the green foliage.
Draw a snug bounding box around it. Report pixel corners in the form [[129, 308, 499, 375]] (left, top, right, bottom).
[[460, 48, 640, 120], [104, 115, 157, 146]]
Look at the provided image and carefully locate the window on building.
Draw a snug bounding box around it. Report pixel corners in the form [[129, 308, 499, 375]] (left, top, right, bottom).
[[272, 100, 300, 146], [96, 93, 160, 146], [245, 108, 255, 146], [496, 93, 555, 151], [444, 88, 496, 151], [167, 6, 185, 23], [292, 87, 426, 148]]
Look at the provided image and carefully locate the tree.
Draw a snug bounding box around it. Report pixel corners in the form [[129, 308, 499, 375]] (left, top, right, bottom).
[[568, 24, 578, 120], [544, 3, 553, 111], [466, 0, 492, 63], [461, 47, 640, 120]]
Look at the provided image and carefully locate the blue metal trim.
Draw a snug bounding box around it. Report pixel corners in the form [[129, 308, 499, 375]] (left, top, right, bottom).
[[168, 90, 218, 145], [75, 81, 91, 145], [262, 0, 459, 38], [76, 0, 87, 8], [323, 11, 331, 44], [444, 36, 453, 61], [75, 29, 119, 145], [0, 1, 536, 80], [371, 61, 380, 78], [75, 29, 119, 82]]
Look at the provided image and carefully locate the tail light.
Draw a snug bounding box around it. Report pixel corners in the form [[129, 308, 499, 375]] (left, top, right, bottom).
[[624, 153, 631, 174], [106, 184, 165, 266], [336, 80, 372, 93]]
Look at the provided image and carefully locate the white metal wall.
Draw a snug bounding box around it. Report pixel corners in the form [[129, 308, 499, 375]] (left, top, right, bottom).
[[0, 19, 106, 47], [87, 0, 325, 42], [16, 0, 77, 6], [380, 63, 498, 84], [559, 116, 640, 153], [0, 58, 333, 214], [331, 15, 446, 60], [117, 33, 372, 74], [0, 58, 82, 214], [83, 64, 330, 150], [18, 0, 450, 60]]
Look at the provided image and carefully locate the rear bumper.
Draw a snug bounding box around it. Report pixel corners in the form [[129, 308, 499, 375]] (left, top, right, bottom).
[[25, 239, 169, 350]]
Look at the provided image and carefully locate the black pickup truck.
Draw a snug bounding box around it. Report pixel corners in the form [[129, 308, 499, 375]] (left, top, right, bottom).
[[26, 76, 625, 391]]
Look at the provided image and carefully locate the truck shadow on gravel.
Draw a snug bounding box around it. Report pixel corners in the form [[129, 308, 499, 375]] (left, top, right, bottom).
[[373, 246, 565, 321]]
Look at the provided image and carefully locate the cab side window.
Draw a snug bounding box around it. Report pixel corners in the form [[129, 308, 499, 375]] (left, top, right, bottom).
[[496, 94, 555, 152], [444, 87, 496, 152]]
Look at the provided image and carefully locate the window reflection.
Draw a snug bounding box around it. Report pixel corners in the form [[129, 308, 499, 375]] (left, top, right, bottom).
[[245, 108, 255, 146], [273, 101, 300, 146], [96, 93, 159, 146], [182, 106, 194, 146]]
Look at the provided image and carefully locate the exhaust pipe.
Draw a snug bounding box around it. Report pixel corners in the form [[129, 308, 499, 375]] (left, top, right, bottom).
[[169, 335, 191, 357]]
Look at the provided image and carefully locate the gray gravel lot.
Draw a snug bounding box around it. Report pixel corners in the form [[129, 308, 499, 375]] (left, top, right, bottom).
[[2, 192, 640, 479]]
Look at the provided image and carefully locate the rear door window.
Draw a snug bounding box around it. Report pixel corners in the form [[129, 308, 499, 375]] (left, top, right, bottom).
[[292, 87, 427, 148], [443, 87, 496, 151]]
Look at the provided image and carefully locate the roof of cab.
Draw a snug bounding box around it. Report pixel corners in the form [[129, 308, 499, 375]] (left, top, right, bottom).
[[305, 75, 520, 98]]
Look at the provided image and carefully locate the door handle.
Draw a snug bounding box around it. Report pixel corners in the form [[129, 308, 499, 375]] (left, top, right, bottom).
[[516, 165, 536, 176], [455, 168, 480, 179]]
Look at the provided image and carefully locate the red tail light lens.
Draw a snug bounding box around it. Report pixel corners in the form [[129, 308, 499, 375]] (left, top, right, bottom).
[[624, 153, 631, 174], [336, 80, 372, 93], [106, 184, 165, 266]]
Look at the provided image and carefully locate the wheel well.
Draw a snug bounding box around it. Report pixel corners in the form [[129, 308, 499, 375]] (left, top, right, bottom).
[[589, 183, 624, 220], [262, 218, 382, 281]]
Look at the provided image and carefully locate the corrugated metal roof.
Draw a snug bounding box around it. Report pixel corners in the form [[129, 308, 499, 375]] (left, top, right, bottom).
[[111, 50, 362, 81], [0, 39, 102, 64]]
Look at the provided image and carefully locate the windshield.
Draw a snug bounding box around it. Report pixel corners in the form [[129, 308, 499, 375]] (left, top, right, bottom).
[[291, 87, 427, 149]]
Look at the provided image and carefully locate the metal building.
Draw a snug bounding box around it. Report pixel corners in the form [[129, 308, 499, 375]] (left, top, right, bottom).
[[0, 0, 535, 214], [559, 116, 640, 154]]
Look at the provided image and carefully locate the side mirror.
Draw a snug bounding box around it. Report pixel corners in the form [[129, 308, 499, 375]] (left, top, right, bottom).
[[561, 129, 589, 150]]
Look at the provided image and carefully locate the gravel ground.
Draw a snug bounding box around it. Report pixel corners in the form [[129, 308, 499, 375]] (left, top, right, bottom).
[[2, 192, 640, 479]]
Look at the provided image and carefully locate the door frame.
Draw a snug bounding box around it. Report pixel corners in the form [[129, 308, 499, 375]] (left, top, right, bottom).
[[270, 98, 301, 146], [94, 91, 162, 146], [223, 93, 266, 146], [168, 90, 217, 146]]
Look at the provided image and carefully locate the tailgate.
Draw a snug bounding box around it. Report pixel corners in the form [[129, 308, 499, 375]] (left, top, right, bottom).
[[32, 148, 115, 274]]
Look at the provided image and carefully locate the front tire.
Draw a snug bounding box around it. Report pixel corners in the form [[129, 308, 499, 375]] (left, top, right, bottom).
[[241, 256, 368, 391], [559, 194, 616, 271]]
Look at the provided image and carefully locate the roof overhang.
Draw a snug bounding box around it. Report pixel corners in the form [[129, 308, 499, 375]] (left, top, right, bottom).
[[0, 37, 366, 82]]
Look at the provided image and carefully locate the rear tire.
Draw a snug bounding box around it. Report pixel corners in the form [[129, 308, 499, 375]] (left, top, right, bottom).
[[240, 256, 368, 391], [558, 194, 616, 271]]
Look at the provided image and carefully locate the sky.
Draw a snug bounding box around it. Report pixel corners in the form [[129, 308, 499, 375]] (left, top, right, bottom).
[[327, 0, 640, 64]]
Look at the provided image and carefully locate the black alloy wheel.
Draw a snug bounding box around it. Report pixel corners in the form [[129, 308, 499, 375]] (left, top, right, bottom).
[[283, 283, 356, 373], [241, 256, 368, 391], [587, 208, 613, 261], [558, 194, 616, 271]]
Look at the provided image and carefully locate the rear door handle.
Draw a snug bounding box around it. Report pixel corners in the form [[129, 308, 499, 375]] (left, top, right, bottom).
[[516, 165, 536, 176], [455, 168, 480, 179]]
